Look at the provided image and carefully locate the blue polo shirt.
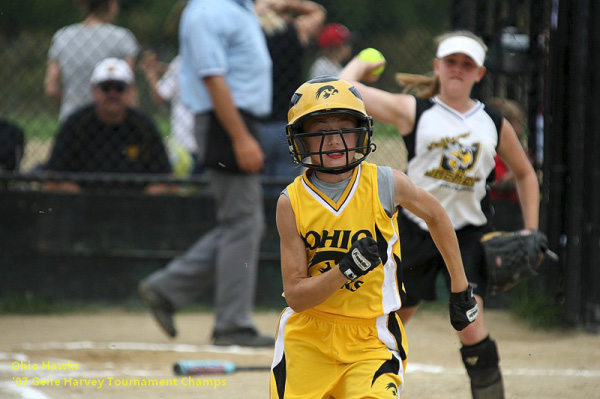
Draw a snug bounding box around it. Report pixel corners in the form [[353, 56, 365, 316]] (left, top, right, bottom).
[[179, 0, 272, 117]]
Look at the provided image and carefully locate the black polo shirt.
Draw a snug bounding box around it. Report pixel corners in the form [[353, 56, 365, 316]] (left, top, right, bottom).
[[47, 105, 172, 175]]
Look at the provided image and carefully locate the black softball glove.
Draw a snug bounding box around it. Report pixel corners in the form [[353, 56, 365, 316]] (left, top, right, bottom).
[[481, 229, 558, 296]]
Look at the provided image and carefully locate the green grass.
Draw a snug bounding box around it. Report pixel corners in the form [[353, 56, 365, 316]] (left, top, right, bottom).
[[0, 291, 93, 314], [410, 274, 563, 331], [373, 120, 400, 138], [8, 113, 171, 140], [508, 282, 563, 329], [1, 273, 563, 326], [12, 113, 59, 140], [0, 291, 280, 315]]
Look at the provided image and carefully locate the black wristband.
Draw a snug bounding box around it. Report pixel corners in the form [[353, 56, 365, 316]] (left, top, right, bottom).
[[450, 284, 473, 302]]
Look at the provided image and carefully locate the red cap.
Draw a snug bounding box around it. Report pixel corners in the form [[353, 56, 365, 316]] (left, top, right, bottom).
[[317, 23, 351, 49]]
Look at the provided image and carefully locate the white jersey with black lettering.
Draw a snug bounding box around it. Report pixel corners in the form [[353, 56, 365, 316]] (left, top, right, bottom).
[[403, 96, 503, 231]]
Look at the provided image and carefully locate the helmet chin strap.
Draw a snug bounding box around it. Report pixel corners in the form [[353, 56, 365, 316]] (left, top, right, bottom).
[[317, 165, 357, 175]]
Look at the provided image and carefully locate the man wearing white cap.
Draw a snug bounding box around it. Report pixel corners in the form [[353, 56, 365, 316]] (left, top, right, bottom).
[[44, 0, 140, 124], [341, 30, 542, 399], [45, 58, 172, 193], [89, 57, 136, 123]]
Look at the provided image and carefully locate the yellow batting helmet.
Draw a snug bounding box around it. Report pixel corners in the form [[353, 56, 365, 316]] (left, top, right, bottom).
[[286, 76, 374, 174]]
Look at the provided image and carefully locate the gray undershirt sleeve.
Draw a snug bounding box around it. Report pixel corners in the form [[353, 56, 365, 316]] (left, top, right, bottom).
[[282, 166, 395, 217], [377, 166, 396, 217]]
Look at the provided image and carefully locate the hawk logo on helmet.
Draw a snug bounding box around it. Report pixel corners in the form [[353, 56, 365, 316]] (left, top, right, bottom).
[[289, 93, 302, 108], [316, 85, 339, 100]]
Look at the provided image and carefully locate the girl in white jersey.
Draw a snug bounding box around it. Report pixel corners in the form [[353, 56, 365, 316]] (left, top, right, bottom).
[[340, 31, 540, 399]]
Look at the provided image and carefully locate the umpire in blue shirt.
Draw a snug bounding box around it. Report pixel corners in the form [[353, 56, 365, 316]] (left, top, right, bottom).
[[139, 0, 274, 347]]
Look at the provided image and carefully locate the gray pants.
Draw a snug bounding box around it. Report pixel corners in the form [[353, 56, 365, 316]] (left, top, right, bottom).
[[144, 168, 265, 333]]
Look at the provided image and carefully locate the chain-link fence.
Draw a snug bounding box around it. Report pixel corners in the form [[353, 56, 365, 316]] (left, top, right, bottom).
[[1, 0, 551, 191], [0, 0, 454, 307], [0, 1, 535, 271], [0, 0, 460, 192], [10, 0, 600, 331]]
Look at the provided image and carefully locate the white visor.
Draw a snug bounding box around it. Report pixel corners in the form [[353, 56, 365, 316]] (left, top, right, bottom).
[[436, 36, 486, 67]]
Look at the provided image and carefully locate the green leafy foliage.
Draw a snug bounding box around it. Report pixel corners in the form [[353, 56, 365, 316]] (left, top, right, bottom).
[[0, 291, 60, 314], [508, 280, 563, 330]]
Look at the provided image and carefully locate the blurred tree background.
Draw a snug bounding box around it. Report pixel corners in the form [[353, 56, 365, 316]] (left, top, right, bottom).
[[0, 0, 450, 172]]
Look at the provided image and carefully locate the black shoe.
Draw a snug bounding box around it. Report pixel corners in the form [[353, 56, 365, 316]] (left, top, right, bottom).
[[138, 282, 177, 338], [212, 328, 275, 347]]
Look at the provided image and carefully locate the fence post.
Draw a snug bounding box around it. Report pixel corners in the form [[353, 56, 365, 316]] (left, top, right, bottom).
[[584, 0, 600, 333], [562, 0, 589, 327]]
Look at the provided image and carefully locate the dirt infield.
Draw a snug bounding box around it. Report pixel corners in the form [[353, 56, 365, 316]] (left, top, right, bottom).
[[1, 308, 599, 398]]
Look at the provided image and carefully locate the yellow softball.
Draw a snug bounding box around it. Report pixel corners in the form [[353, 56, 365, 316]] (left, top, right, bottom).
[[358, 48, 386, 76]]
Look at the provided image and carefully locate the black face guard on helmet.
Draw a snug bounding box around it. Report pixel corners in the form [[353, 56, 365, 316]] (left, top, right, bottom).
[[286, 109, 375, 174]]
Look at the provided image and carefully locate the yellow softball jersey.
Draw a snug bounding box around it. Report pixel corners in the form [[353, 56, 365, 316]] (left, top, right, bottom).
[[287, 162, 404, 318]]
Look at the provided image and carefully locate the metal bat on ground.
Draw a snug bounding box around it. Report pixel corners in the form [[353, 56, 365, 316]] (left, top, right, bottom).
[[173, 360, 271, 375]]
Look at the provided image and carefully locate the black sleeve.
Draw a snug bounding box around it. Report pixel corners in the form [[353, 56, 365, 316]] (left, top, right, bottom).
[[0, 121, 24, 171], [135, 112, 172, 174], [483, 104, 504, 149], [403, 97, 435, 163], [46, 115, 79, 171]]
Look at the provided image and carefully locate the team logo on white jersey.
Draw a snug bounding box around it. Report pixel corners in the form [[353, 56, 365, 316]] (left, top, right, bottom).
[[442, 142, 480, 172], [424, 132, 482, 187]]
